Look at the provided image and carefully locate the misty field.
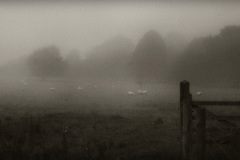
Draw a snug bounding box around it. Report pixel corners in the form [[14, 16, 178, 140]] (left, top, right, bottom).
[[0, 77, 239, 160]]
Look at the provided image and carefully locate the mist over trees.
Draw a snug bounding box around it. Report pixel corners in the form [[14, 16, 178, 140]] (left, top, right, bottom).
[[1, 25, 240, 87], [27, 46, 66, 80], [128, 30, 167, 83], [83, 35, 134, 79], [164, 32, 186, 55], [172, 25, 240, 86], [0, 56, 29, 77], [65, 49, 83, 78]]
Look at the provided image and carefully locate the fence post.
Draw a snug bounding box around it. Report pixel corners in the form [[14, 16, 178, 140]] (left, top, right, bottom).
[[196, 107, 206, 160], [180, 81, 190, 136], [182, 93, 192, 160]]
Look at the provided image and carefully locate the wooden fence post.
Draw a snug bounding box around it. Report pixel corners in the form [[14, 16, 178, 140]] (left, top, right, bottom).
[[182, 93, 192, 160], [196, 107, 206, 160], [180, 81, 190, 136]]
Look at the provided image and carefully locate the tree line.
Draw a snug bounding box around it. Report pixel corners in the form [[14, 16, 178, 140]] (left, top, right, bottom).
[[2, 25, 240, 86]]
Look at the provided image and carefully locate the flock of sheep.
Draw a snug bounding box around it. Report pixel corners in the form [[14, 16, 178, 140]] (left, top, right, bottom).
[[19, 80, 149, 96], [19, 80, 202, 96], [127, 90, 147, 96]]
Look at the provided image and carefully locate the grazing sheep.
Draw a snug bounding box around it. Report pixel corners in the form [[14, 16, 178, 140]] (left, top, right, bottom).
[[196, 91, 202, 96], [23, 82, 27, 86], [112, 85, 116, 88], [142, 90, 147, 95], [94, 85, 97, 89], [137, 90, 143, 94], [128, 91, 135, 96], [77, 86, 83, 90], [137, 90, 147, 95], [49, 87, 56, 91]]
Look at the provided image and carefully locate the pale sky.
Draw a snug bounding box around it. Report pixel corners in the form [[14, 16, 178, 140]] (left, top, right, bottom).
[[0, 1, 240, 64]]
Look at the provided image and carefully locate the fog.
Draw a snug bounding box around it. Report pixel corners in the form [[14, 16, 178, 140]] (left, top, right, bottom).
[[1, 1, 240, 64], [1, 1, 240, 160]]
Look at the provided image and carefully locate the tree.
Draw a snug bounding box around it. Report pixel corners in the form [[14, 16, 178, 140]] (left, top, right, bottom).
[[171, 25, 240, 85], [128, 30, 167, 82], [27, 45, 66, 80], [84, 35, 134, 78]]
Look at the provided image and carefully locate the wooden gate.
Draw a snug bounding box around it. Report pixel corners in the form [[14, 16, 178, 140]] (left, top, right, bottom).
[[180, 80, 240, 160]]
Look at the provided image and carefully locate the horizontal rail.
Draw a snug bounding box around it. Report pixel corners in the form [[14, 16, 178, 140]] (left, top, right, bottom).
[[192, 115, 240, 120], [193, 101, 240, 106]]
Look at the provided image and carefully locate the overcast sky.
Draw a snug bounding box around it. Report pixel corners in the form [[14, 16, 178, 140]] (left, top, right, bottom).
[[0, 1, 240, 64]]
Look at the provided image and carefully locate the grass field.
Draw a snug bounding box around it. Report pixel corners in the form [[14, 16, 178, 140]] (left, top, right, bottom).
[[0, 77, 239, 160]]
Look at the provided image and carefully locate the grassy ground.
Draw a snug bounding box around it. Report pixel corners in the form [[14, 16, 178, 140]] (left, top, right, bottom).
[[0, 77, 239, 160]]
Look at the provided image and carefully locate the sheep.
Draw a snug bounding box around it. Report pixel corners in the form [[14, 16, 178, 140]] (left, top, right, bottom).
[[94, 85, 97, 89], [21, 80, 27, 86], [49, 87, 56, 91], [196, 91, 202, 96], [137, 90, 147, 95], [77, 86, 83, 90], [137, 90, 143, 94], [127, 91, 135, 96], [142, 90, 147, 95]]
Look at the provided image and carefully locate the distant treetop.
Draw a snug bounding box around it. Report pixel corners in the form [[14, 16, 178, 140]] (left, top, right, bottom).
[[129, 29, 167, 81], [27, 45, 66, 80]]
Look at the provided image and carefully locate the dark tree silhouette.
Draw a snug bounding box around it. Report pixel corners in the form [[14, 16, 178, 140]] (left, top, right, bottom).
[[171, 25, 240, 85], [129, 30, 167, 82], [27, 45, 66, 80]]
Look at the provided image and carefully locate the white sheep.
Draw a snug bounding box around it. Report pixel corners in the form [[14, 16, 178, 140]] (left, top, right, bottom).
[[94, 86, 97, 89], [196, 91, 202, 96], [49, 87, 56, 91], [137, 90, 147, 95], [77, 86, 83, 90], [23, 82, 27, 86], [142, 90, 147, 95], [128, 91, 135, 96], [137, 90, 143, 94]]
